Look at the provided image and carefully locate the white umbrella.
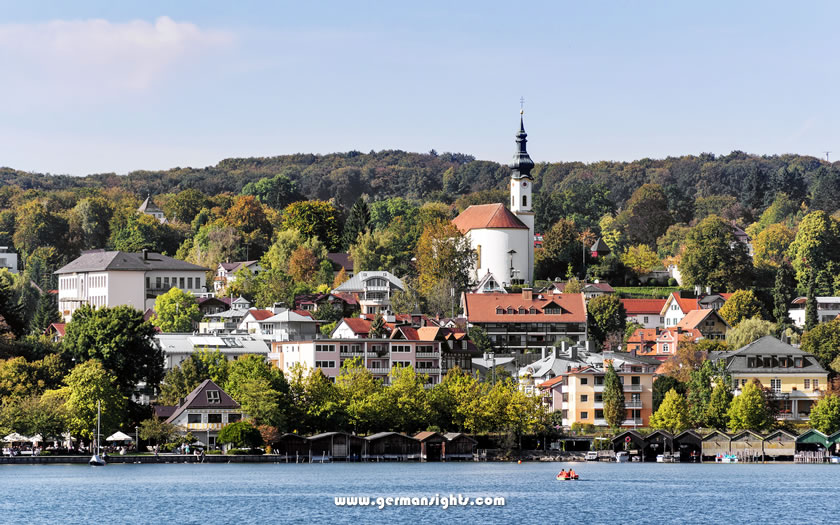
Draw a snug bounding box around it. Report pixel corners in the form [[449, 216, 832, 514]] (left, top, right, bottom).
[[105, 431, 134, 442], [3, 432, 28, 443], [29, 434, 43, 443]]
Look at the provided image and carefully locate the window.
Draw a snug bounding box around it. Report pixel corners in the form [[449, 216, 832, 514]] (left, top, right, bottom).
[[315, 344, 335, 353], [741, 379, 748, 388], [507, 307, 514, 314], [631, 393, 641, 402], [315, 361, 336, 368], [156, 277, 162, 289], [631, 376, 640, 385], [476, 245, 482, 268], [188, 414, 202, 424], [522, 195, 527, 207], [663, 343, 670, 352], [804, 379, 810, 390], [392, 361, 411, 368], [392, 345, 411, 353], [594, 377, 604, 385], [795, 358, 803, 368], [164, 277, 170, 288], [594, 409, 604, 419], [594, 394, 603, 402], [207, 390, 221, 403], [187, 277, 193, 289], [580, 395, 588, 402], [580, 411, 588, 420], [179, 277, 185, 288], [496, 307, 504, 314], [580, 377, 588, 385], [747, 357, 757, 368], [207, 414, 222, 423], [562, 393, 569, 402], [228, 413, 241, 423], [770, 379, 781, 393], [813, 379, 819, 390], [643, 316, 649, 324], [518, 307, 526, 314], [529, 307, 536, 314]]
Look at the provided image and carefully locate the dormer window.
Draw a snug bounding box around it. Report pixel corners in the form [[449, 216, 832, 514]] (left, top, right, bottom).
[[518, 307, 526, 314], [207, 390, 221, 403], [496, 307, 504, 315], [507, 307, 514, 314], [529, 307, 537, 314]]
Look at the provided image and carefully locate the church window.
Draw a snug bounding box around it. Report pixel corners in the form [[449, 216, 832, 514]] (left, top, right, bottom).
[[522, 195, 527, 207]]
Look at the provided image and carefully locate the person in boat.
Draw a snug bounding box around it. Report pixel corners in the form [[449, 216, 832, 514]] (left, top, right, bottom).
[[568, 468, 576, 479], [558, 469, 566, 478]]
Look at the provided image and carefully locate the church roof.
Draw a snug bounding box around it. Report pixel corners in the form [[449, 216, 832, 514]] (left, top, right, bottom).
[[452, 203, 527, 233], [138, 196, 163, 213]]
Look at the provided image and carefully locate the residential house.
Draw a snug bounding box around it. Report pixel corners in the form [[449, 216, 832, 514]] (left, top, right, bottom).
[[709, 336, 829, 422], [542, 280, 615, 299], [214, 260, 262, 292], [155, 332, 271, 371], [327, 252, 354, 280], [470, 272, 506, 294], [254, 309, 320, 342], [461, 289, 588, 352], [789, 297, 840, 328], [55, 250, 209, 322], [332, 271, 404, 315], [661, 291, 731, 327], [138, 196, 167, 223], [197, 297, 231, 316], [44, 322, 66, 343], [518, 346, 588, 395], [0, 246, 18, 273], [676, 309, 730, 340], [294, 291, 359, 316], [622, 298, 666, 329], [164, 379, 245, 449], [625, 327, 702, 361], [199, 296, 253, 334]]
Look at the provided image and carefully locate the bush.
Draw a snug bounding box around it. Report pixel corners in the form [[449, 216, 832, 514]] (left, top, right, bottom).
[[218, 421, 263, 449], [570, 422, 597, 434], [226, 448, 264, 455], [668, 278, 678, 287], [38, 450, 53, 456], [205, 450, 223, 455]]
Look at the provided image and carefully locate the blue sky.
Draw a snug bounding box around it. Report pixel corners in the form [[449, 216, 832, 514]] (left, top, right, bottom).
[[0, 1, 838, 175]]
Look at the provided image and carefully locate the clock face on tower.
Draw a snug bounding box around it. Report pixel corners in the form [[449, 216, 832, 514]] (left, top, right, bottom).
[[522, 182, 528, 187]]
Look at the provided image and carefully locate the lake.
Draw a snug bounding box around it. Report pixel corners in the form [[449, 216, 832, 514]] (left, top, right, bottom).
[[1, 461, 838, 524]]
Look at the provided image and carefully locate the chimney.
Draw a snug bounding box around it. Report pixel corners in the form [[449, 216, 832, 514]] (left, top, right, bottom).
[[522, 288, 533, 302], [705, 286, 711, 295], [142, 248, 149, 260]]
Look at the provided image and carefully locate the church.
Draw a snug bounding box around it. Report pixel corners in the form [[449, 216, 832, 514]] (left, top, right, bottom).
[[452, 111, 535, 289]]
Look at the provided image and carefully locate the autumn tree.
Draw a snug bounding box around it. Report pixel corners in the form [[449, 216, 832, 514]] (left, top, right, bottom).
[[288, 245, 319, 285], [281, 200, 342, 252], [13, 200, 69, 259], [718, 289, 764, 327], [223, 195, 273, 258], [415, 220, 475, 297], [621, 244, 661, 277], [753, 223, 795, 269]]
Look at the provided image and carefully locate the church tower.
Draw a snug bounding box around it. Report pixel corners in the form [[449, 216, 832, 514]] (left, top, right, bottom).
[[509, 110, 535, 283]]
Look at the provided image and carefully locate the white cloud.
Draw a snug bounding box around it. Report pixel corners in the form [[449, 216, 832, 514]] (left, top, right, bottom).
[[0, 16, 233, 101]]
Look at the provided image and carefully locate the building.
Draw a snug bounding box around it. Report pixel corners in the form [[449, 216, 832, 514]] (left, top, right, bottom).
[[622, 298, 666, 329], [254, 309, 320, 342], [294, 291, 359, 316], [44, 322, 66, 342], [155, 333, 270, 371], [0, 246, 18, 273], [213, 260, 262, 292], [138, 196, 167, 223], [164, 379, 245, 449], [461, 289, 588, 353], [55, 249, 209, 322], [676, 308, 729, 340], [789, 297, 840, 328], [661, 291, 731, 327], [197, 297, 231, 316], [709, 336, 829, 422], [332, 270, 404, 315], [543, 280, 615, 299], [451, 112, 535, 287], [541, 360, 656, 428], [199, 296, 254, 333], [625, 327, 702, 361], [327, 252, 354, 280]]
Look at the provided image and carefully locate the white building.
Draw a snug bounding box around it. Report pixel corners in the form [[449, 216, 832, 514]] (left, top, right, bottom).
[[332, 270, 404, 315], [789, 297, 840, 328], [254, 309, 320, 342], [55, 250, 209, 322], [155, 332, 270, 371], [138, 196, 167, 223], [214, 260, 262, 292], [0, 246, 18, 274], [452, 112, 535, 287]]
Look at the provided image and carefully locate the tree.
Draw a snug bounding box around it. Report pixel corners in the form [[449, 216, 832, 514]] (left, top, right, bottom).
[[57, 360, 127, 442], [367, 314, 388, 338], [718, 289, 764, 327], [468, 326, 493, 353], [652, 376, 686, 412], [349, 229, 398, 273], [138, 417, 178, 445], [13, 200, 69, 260], [535, 218, 581, 281], [725, 317, 776, 350], [110, 213, 183, 255], [0, 393, 67, 440], [586, 295, 627, 348], [800, 319, 840, 370], [415, 220, 475, 296], [217, 420, 263, 449], [234, 378, 286, 429], [286, 365, 346, 433], [679, 215, 753, 291], [223, 195, 273, 258], [686, 360, 716, 427], [68, 196, 113, 251], [787, 211, 840, 286], [225, 354, 288, 401], [809, 394, 840, 435], [158, 350, 229, 406], [658, 340, 708, 382], [773, 264, 796, 332], [30, 290, 61, 335], [621, 244, 660, 277], [241, 173, 301, 210], [281, 200, 342, 252], [602, 362, 625, 430], [616, 183, 673, 247], [287, 245, 319, 285], [163, 188, 208, 224], [335, 358, 382, 433], [753, 223, 795, 269], [705, 380, 733, 431], [805, 273, 818, 331], [563, 277, 583, 294], [62, 305, 163, 394], [649, 389, 689, 435], [342, 198, 371, 250], [727, 380, 773, 432], [150, 288, 202, 332]]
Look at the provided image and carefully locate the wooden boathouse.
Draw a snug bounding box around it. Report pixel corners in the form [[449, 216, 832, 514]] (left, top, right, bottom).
[[308, 432, 365, 462], [701, 430, 730, 460], [674, 430, 702, 462], [364, 432, 420, 461], [762, 429, 797, 460], [442, 432, 477, 460], [273, 433, 310, 462], [414, 431, 447, 461]]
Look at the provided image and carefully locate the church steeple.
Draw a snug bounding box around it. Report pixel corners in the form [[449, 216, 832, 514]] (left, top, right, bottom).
[[510, 110, 534, 179]]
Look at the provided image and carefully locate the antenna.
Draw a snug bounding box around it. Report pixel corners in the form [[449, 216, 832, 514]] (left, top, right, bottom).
[[824, 151, 832, 162]]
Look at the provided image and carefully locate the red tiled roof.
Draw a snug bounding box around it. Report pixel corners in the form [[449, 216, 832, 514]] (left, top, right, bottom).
[[463, 292, 586, 323], [45, 322, 66, 336], [294, 310, 315, 319], [539, 376, 564, 389], [341, 317, 372, 334], [622, 298, 666, 315], [677, 309, 719, 330], [247, 309, 275, 321], [452, 203, 528, 233]]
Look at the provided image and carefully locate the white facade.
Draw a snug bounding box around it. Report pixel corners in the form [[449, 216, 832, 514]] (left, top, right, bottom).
[[627, 313, 665, 329], [470, 227, 532, 287], [0, 247, 18, 274], [509, 178, 534, 284], [789, 297, 840, 328]]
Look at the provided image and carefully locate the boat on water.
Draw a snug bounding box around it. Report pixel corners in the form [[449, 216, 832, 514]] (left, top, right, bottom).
[[830, 456, 840, 464], [556, 472, 580, 481], [584, 451, 598, 461], [616, 452, 629, 463], [89, 401, 106, 467], [715, 453, 738, 463]]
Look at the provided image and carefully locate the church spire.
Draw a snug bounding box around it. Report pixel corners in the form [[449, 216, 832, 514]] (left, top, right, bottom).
[[510, 109, 534, 179]]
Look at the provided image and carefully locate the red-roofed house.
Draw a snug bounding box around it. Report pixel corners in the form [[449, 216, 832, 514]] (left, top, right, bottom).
[[461, 289, 587, 352], [622, 298, 666, 329], [625, 327, 703, 361], [214, 260, 262, 293], [239, 308, 276, 334], [662, 291, 733, 327], [676, 309, 729, 340], [44, 322, 66, 342]]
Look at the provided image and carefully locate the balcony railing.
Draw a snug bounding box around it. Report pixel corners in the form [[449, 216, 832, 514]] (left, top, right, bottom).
[[624, 385, 643, 392], [186, 422, 224, 431], [368, 367, 390, 375], [625, 400, 643, 409], [416, 368, 441, 375], [622, 418, 643, 426], [415, 351, 439, 358]]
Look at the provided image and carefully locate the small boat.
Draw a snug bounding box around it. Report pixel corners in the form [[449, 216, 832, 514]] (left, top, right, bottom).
[[89, 401, 106, 467], [584, 451, 598, 461], [656, 454, 665, 463], [616, 452, 629, 463], [830, 456, 840, 464], [715, 453, 738, 463], [556, 473, 580, 481]]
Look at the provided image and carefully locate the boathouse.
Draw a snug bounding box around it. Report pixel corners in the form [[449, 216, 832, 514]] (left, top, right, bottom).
[[701, 430, 730, 460], [364, 432, 420, 461], [443, 433, 477, 460], [611, 430, 645, 457], [308, 432, 365, 461], [828, 431, 840, 455], [414, 431, 447, 461], [674, 430, 702, 462], [643, 430, 674, 460], [730, 430, 763, 461], [762, 429, 797, 459], [796, 429, 829, 452], [274, 433, 310, 460]]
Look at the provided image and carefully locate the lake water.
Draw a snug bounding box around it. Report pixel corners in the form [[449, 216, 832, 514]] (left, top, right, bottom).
[[1, 461, 838, 524]]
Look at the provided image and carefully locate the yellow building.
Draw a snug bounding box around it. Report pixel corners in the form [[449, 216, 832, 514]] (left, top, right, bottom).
[[710, 336, 828, 421]]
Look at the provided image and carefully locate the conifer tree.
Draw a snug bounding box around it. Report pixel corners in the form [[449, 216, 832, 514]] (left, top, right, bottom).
[[705, 380, 733, 431], [342, 198, 371, 250], [602, 362, 625, 430], [30, 290, 61, 335], [805, 273, 818, 331], [772, 264, 795, 335]]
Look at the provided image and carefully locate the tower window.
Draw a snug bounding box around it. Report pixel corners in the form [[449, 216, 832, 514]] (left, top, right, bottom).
[[522, 195, 527, 207], [511, 195, 515, 207]]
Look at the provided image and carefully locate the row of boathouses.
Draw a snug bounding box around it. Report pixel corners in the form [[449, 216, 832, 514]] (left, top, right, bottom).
[[610, 429, 840, 462], [271, 431, 477, 462]]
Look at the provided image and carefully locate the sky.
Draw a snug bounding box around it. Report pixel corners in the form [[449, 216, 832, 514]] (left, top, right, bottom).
[[0, 0, 838, 176]]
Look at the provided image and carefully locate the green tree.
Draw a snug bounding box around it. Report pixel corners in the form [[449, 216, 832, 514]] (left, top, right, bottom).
[[725, 317, 776, 350], [286, 364, 346, 433], [616, 183, 673, 247], [30, 290, 61, 335], [415, 220, 475, 295], [138, 417, 178, 445], [12, 200, 69, 260], [335, 358, 382, 433], [68, 196, 113, 251], [342, 198, 371, 250], [727, 380, 773, 432], [652, 376, 686, 412], [800, 319, 840, 370], [241, 173, 300, 210], [225, 354, 288, 402], [621, 244, 661, 277], [805, 273, 818, 331], [649, 388, 689, 435], [150, 288, 202, 332], [773, 264, 795, 332], [535, 218, 581, 281], [62, 305, 163, 394], [367, 314, 388, 338], [163, 189, 208, 224], [54, 360, 127, 443], [468, 326, 493, 353], [281, 200, 342, 252], [602, 362, 625, 430], [809, 394, 840, 435], [234, 378, 286, 429], [110, 213, 183, 255], [705, 380, 733, 431], [679, 215, 753, 291], [753, 223, 795, 269], [158, 350, 230, 406], [787, 211, 840, 286], [718, 289, 764, 327], [375, 365, 431, 434], [217, 420, 263, 449], [349, 229, 399, 273], [586, 295, 627, 348], [686, 360, 716, 427], [0, 393, 67, 440]]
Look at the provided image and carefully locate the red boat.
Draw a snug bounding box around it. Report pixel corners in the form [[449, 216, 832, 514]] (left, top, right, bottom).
[[556, 472, 579, 481]]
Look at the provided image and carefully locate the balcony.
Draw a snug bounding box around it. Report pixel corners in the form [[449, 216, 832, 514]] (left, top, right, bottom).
[[367, 367, 390, 375], [593, 385, 605, 392], [339, 350, 364, 357], [416, 368, 441, 375], [624, 384, 643, 392], [625, 400, 643, 409], [594, 419, 608, 426], [186, 422, 224, 431], [415, 351, 439, 358], [593, 402, 604, 409], [622, 418, 643, 426]]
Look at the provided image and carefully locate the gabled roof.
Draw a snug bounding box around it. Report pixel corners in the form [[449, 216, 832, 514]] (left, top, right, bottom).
[[327, 253, 353, 271], [713, 336, 828, 374], [261, 309, 320, 324], [462, 292, 587, 323], [56, 250, 208, 274], [621, 298, 666, 315], [333, 271, 404, 293], [138, 196, 163, 213], [701, 430, 731, 441], [590, 238, 611, 254], [538, 376, 564, 390], [443, 432, 477, 443], [796, 429, 829, 446], [244, 309, 275, 322], [730, 430, 763, 441], [414, 431, 446, 442], [451, 203, 527, 233], [165, 379, 240, 424], [365, 431, 417, 442], [764, 429, 797, 441], [664, 292, 700, 315], [677, 308, 730, 330], [336, 317, 371, 335], [45, 322, 66, 337]]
